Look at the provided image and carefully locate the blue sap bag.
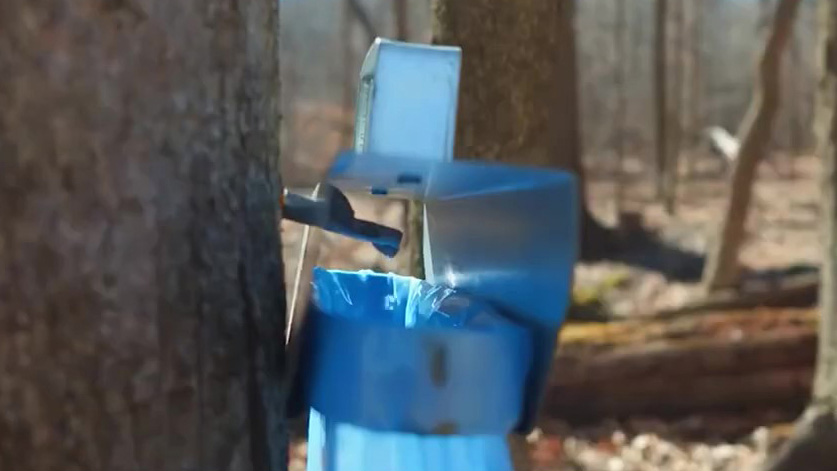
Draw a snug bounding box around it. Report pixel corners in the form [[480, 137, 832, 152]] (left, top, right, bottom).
[[304, 268, 533, 471]]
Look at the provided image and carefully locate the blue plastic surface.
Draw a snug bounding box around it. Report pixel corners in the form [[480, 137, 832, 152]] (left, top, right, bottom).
[[327, 151, 578, 432], [306, 268, 532, 435], [305, 268, 525, 471], [307, 409, 512, 471], [354, 39, 460, 161]]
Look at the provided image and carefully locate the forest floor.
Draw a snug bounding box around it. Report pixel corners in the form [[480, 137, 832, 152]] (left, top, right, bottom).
[[287, 421, 791, 471], [578, 151, 820, 318], [525, 152, 818, 470], [283, 151, 820, 470]]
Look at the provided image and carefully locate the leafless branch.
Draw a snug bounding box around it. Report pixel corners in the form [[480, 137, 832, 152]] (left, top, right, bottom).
[[346, 0, 378, 44]]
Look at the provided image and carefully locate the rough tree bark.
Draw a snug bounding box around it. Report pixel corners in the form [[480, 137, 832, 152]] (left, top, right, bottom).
[[680, 0, 694, 164], [701, 0, 802, 292], [341, 0, 380, 149], [393, 0, 409, 41], [0, 1, 288, 470], [786, 27, 804, 178], [664, 0, 686, 214], [392, 0, 411, 276], [655, 0, 669, 200], [614, 0, 628, 218], [346, 0, 378, 45], [764, 1, 837, 469], [688, 0, 704, 177], [431, 0, 611, 261], [341, 0, 355, 148], [430, 1, 600, 466]]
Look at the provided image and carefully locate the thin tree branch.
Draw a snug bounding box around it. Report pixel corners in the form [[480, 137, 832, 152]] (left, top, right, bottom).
[[346, 0, 378, 44]]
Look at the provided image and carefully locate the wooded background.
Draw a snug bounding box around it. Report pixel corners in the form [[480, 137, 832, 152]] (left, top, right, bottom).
[[4, 0, 837, 470], [279, 0, 818, 186]]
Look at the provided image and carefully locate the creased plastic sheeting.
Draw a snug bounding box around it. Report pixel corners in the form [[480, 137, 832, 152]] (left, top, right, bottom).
[[311, 268, 523, 330], [326, 150, 577, 432], [305, 268, 530, 471]]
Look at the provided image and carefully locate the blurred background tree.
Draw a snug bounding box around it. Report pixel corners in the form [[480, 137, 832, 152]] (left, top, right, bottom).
[[427, 0, 590, 465], [7, 0, 830, 468], [278, 0, 817, 190], [764, 1, 837, 469], [702, 0, 803, 291], [429, 0, 613, 262]]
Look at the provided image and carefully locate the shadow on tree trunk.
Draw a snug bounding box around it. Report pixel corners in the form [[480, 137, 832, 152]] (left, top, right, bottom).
[[764, 406, 837, 471], [580, 214, 705, 282], [582, 214, 816, 288]]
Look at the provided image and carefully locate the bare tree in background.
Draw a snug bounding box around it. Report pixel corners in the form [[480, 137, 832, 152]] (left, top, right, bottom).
[[391, 0, 411, 276], [664, 0, 686, 214], [284, 37, 301, 178], [786, 26, 804, 178], [655, 0, 670, 199], [679, 0, 694, 161], [432, 0, 611, 262], [394, 0, 409, 40], [702, 0, 802, 292], [346, 0, 378, 45], [688, 0, 704, 177], [763, 3, 837, 469], [0, 0, 288, 470], [341, 0, 379, 147], [759, 0, 785, 174], [614, 0, 629, 218], [341, 0, 356, 147], [630, 0, 647, 158], [431, 0, 601, 466]]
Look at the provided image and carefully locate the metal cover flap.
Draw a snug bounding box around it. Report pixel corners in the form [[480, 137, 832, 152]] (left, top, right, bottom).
[[355, 38, 461, 160], [326, 150, 578, 433]]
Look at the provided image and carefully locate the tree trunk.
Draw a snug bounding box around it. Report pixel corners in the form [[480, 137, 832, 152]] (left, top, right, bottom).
[[680, 0, 694, 161], [614, 0, 628, 219], [431, 0, 612, 261], [346, 0, 378, 45], [393, 0, 409, 41], [0, 1, 288, 470], [430, 1, 596, 466], [664, 0, 686, 214], [392, 0, 411, 276], [765, 1, 837, 469], [787, 28, 804, 178], [688, 0, 703, 177], [701, 0, 802, 292], [341, 0, 355, 148], [655, 0, 669, 200]]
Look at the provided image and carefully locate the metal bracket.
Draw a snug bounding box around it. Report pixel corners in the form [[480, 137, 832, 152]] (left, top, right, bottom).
[[282, 185, 402, 257]]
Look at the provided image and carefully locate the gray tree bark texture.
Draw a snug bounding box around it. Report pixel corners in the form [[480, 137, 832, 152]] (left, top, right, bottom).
[[701, 0, 802, 292], [429, 1, 587, 467], [614, 0, 628, 218], [664, 0, 684, 215], [0, 1, 288, 470], [765, 2, 837, 469], [429, 0, 612, 262], [688, 0, 703, 177], [655, 0, 669, 200]]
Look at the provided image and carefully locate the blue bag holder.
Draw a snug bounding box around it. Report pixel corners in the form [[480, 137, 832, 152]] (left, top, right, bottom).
[[289, 38, 578, 471], [306, 268, 532, 435], [295, 150, 578, 434]]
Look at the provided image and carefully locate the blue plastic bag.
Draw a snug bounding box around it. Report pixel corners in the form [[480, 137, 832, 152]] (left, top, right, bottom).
[[304, 268, 533, 471]]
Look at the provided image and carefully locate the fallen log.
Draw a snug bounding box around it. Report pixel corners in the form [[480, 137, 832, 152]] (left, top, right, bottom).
[[545, 309, 817, 422], [653, 273, 818, 319]]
